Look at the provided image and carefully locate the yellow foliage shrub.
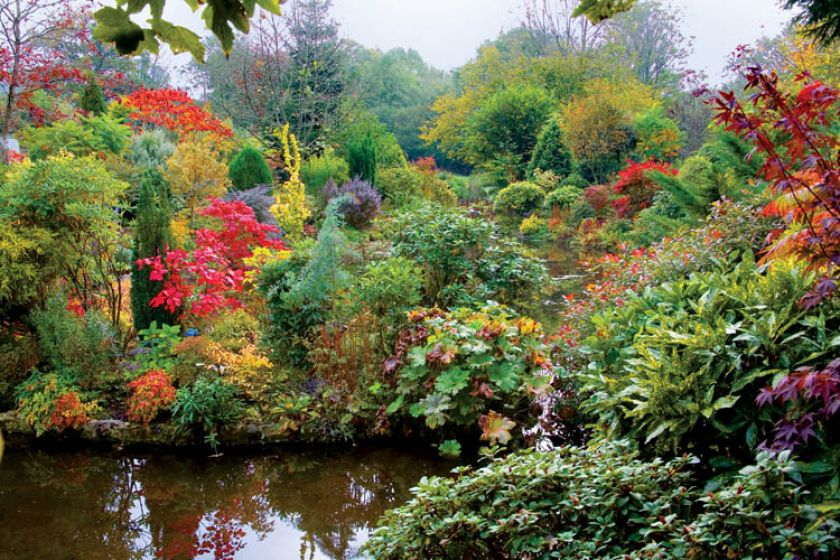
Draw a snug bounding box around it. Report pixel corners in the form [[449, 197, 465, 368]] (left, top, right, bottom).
[[270, 124, 310, 242]]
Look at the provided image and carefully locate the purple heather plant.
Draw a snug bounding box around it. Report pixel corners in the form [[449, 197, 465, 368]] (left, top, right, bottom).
[[324, 177, 382, 229]]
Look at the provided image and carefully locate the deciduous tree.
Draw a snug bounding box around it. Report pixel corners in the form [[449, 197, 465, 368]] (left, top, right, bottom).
[[521, 0, 609, 54], [464, 85, 553, 180], [0, 0, 85, 161], [710, 64, 840, 305], [139, 199, 287, 319], [165, 133, 231, 222], [0, 153, 129, 325], [606, 0, 691, 88], [120, 88, 233, 141]]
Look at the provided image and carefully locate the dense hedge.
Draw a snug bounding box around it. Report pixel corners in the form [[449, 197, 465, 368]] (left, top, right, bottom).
[[365, 442, 840, 559]]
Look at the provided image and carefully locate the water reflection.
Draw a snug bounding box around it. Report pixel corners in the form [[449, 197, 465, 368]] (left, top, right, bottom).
[[0, 445, 452, 560]]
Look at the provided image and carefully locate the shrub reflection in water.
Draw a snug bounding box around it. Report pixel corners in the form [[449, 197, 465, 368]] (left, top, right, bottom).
[[0, 446, 451, 560]]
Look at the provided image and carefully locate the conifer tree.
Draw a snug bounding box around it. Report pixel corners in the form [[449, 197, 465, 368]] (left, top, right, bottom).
[[229, 146, 273, 190], [346, 129, 377, 185], [131, 170, 177, 331], [650, 155, 717, 219], [80, 78, 108, 115], [528, 118, 573, 180]]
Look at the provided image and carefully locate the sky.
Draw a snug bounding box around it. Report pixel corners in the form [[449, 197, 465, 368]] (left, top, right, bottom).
[[153, 0, 795, 84]]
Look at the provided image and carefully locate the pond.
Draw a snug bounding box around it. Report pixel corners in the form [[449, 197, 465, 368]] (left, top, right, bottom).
[[0, 445, 455, 560], [527, 238, 586, 331]]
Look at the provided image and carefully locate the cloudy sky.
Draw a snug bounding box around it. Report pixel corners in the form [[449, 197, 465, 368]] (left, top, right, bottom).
[[155, 0, 794, 84]]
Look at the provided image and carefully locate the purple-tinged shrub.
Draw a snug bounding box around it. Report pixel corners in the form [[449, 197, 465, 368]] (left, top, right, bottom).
[[324, 177, 382, 229], [756, 358, 840, 451]]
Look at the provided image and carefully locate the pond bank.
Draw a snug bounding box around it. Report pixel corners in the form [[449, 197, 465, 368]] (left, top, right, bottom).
[[0, 410, 287, 449]]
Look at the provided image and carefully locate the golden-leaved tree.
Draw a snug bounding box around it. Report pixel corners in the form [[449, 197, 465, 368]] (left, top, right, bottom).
[[165, 132, 231, 223], [561, 78, 656, 183]]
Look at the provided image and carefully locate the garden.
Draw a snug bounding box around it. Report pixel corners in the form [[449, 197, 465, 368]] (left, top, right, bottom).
[[0, 0, 838, 558]]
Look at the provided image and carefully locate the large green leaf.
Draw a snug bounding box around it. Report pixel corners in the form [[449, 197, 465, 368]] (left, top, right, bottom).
[[93, 7, 146, 55], [153, 19, 204, 59], [94, 0, 284, 61], [435, 367, 470, 395]]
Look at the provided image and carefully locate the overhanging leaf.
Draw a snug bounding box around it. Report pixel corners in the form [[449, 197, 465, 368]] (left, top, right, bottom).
[[154, 19, 205, 59], [93, 7, 145, 55]]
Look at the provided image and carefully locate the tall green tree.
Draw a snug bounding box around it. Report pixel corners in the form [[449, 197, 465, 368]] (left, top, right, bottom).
[[346, 129, 377, 184], [283, 0, 347, 150], [195, 0, 347, 152], [351, 47, 454, 163], [465, 85, 553, 180], [607, 0, 691, 88], [131, 170, 177, 332], [784, 0, 840, 46]]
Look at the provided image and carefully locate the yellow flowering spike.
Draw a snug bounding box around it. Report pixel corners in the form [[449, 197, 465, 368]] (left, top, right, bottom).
[[270, 124, 310, 243]]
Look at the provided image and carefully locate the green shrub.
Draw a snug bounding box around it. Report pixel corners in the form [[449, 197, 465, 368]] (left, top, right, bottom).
[[391, 206, 546, 309], [79, 79, 107, 115], [366, 440, 694, 559], [650, 155, 721, 220], [346, 129, 378, 184], [1, 153, 129, 328], [0, 327, 39, 409], [441, 173, 468, 199], [419, 173, 457, 207], [352, 257, 423, 326], [336, 108, 406, 174], [544, 185, 583, 211], [579, 258, 840, 466], [519, 215, 549, 239], [259, 252, 325, 369], [171, 375, 244, 450], [22, 115, 131, 160], [228, 146, 273, 191], [494, 181, 545, 217], [128, 129, 175, 171], [567, 196, 596, 227], [448, 173, 497, 203], [563, 172, 588, 189], [16, 370, 99, 436], [680, 450, 840, 558], [384, 304, 551, 436], [0, 221, 59, 315], [635, 200, 776, 287], [527, 117, 573, 180], [260, 199, 350, 368], [629, 190, 687, 246], [207, 308, 261, 354], [301, 149, 349, 195], [376, 166, 422, 207], [133, 322, 182, 373], [31, 295, 118, 389], [376, 166, 456, 208], [365, 442, 840, 559]]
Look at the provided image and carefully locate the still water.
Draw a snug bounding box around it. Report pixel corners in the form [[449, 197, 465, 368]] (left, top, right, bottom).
[[0, 445, 454, 560]]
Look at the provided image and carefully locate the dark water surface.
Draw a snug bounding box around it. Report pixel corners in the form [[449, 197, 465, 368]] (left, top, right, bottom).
[[0, 445, 454, 560]]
